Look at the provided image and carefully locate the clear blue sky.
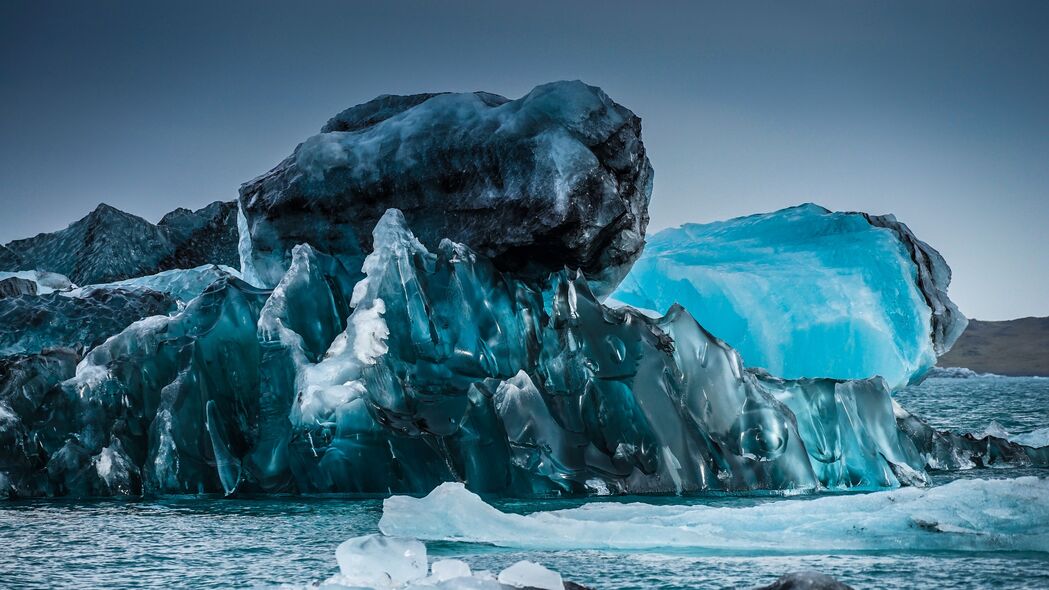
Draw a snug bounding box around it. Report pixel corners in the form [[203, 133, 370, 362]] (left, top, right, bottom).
[[1, 1, 1046, 320]]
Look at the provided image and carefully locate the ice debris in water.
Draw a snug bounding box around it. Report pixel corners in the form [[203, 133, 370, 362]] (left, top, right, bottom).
[[314, 533, 563, 590], [0, 208, 1042, 498], [976, 421, 1049, 451], [332, 535, 427, 588], [894, 402, 1049, 470], [923, 366, 1002, 379], [610, 204, 967, 390], [380, 478, 1049, 553], [754, 572, 853, 590], [496, 562, 563, 590]]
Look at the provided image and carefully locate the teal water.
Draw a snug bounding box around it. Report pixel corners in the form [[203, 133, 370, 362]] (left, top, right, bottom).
[[2, 376, 1047, 589], [895, 375, 1049, 434]]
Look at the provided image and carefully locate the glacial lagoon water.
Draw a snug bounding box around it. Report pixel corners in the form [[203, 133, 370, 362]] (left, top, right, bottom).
[[2, 376, 1047, 589]]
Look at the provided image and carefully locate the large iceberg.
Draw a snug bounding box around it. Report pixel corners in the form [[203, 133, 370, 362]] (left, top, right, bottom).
[[610, 204, 967, 389], [238, 80, 653, 296], [0, 82, 1038, 500], [2, 208, 1040, 498]]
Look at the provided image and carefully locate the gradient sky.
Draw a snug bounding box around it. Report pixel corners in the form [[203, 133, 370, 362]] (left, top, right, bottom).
[[1, 1, 1046, 320]]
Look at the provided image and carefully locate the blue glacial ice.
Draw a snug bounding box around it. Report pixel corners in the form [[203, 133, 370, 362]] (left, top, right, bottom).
[[380, 477, 1049, 553], [610, 204, 967, 389], [0, 82, 1038, 500], [3, 208, 1041, 498]]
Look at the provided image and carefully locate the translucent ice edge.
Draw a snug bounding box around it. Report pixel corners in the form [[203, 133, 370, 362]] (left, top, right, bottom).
[[380, 478, 1049, 553], [65, 264, 241, 303]]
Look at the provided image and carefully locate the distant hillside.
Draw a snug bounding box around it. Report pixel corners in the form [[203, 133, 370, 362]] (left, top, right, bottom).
[[938, 317, 1049, 376]]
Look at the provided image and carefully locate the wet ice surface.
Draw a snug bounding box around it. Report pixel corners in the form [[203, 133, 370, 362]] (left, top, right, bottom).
[[2, 376, 1047, 589]]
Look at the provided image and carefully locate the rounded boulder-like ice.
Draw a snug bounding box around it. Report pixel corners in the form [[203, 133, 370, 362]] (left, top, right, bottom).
[[238, 80, 653, 296]]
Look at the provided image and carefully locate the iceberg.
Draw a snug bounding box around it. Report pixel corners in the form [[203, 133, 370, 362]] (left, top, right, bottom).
[[6, 207, 1037, 498], [0, 80, 1032, 500], [238, 81, 653, 296], [610, 204, 967, 389], [1, 206, 1042, 498], [380, 478, 1049, 553]]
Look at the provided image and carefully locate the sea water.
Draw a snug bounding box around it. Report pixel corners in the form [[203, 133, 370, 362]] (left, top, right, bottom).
[[2, 376, 1047, 589]]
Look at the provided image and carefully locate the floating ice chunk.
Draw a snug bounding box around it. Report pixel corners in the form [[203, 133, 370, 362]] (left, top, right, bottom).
[[924, 366, 1001, 379], [1013, 428, 1049, 448], [331, 534, 428, 588], [381, 479, 1049, 553], [755, 572, 852, 590], [497, 561, 563, 590], [314, 534, 566, 590], [430, 559, 472, 582], [977, 421, 1049, 449]]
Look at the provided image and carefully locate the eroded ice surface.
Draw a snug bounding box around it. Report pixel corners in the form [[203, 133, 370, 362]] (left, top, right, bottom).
[[611, 204, 967, 389], [380, 478, 1049, 553], [238, 81, 652, 295], [1, 209, 1040, 498]]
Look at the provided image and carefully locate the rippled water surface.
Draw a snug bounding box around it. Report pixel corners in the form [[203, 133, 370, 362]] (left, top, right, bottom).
[[895, 375, 1049, 434], [2, 376, 1047, 589]]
